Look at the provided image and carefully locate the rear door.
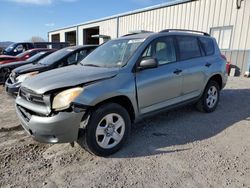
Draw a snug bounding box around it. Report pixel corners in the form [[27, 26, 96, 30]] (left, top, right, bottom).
[[136, 36, 182, 114], [176, 36, 207, 99]]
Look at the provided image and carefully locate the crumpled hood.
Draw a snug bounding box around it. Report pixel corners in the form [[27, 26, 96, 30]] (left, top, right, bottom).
[[21, 65, 119, 94], [13, 63, 47, 75]]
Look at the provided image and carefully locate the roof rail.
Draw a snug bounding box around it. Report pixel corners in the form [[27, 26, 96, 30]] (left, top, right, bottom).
[[122, 30, 153, 37], [130, 30, 153, 34], [160, 29, 210, 36]]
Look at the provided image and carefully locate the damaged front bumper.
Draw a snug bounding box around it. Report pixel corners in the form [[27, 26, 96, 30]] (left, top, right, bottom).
[[15, 104, 85, 143]]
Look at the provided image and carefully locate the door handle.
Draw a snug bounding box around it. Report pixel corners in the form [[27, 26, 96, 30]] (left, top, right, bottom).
[[205, 63, 211, 67], [173, 69, 182, 75]]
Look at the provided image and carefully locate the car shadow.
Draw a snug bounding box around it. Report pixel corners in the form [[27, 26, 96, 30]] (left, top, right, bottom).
[[111, 88, 250, 158]]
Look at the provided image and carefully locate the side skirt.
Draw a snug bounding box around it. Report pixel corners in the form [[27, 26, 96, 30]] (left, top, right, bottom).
[[134, 96, 200, 123]]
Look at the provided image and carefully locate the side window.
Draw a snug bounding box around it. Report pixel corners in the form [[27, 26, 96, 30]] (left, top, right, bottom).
[[177, 36, 201, 61], [141, 37, 176, 65], [154, 38, 176, 65], [142, 45, 152, 58], [16, 44, 24, 52], [27, 43, 33, 49], [199, 37, 215, 56], [23, 44, 28, 50], [78, 50, 87, 61], [67, 53, 78, 65]]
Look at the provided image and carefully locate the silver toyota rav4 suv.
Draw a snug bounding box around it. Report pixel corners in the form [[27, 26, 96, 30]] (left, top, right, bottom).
[[15, 29, 227, 156]]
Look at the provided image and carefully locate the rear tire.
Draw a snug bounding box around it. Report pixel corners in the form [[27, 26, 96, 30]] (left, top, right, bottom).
[[196, 80, 220, 113], [78, 103, 131, 156]]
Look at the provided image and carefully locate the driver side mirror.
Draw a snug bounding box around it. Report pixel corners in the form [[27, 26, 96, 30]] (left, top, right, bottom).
[[138, 58, 158, 71]]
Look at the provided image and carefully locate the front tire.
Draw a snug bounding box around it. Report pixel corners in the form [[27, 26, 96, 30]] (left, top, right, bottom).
[[196, 80, 220, 113], [78, 103, 131, 156]]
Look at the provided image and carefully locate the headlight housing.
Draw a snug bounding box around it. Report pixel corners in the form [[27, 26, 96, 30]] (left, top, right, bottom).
[[16, 71, 38, 83], [52, 87, 83, 111]]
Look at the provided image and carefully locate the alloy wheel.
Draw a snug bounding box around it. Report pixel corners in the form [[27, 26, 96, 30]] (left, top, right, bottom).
[[95, 113, 125, 149], [206, 86, 218, 108]]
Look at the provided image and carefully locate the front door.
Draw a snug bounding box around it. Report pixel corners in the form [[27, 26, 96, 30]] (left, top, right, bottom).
[[136, 36, 182, 114]]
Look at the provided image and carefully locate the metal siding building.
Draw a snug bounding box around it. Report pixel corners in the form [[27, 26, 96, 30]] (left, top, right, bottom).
[[48, 0, 250, 75]]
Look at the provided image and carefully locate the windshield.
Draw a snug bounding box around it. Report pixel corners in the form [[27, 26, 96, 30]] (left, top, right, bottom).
[[5, 43, 15, 52], [27, 51, 47, 62], [80, 38, 144, 68], [38, 48, 73, 65]]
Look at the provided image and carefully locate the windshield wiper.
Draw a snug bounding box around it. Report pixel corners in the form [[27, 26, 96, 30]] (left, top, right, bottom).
[[83, 64, 101, 67]]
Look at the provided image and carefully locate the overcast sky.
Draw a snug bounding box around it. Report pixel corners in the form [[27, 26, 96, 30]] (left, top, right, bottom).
[[0, 0, 174, 42]]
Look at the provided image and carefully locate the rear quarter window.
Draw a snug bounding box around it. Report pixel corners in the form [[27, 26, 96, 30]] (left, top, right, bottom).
[[176, 36, 201, 61], [199, 37, 215, 56]]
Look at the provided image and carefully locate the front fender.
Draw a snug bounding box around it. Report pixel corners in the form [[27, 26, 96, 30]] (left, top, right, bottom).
[[73, 72, 139, 116]]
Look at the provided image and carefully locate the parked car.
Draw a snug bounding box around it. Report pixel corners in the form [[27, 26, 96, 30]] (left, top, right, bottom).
[[0, 50, 56, 84], [3, 42, 69, 56], [6, 45, 98, 94], [15, 30, 228, 156], [0, 48, 51, 65]]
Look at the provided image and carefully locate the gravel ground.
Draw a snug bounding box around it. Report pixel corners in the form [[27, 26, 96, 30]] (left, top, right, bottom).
[[0, 77, 250, 188]]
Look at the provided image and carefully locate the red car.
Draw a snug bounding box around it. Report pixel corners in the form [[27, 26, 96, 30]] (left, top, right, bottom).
[[0, 48, 52, 65]]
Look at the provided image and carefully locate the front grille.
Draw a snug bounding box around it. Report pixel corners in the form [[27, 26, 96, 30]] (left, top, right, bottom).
[[18, 105, 31, 122], [20, 87, 45, 105], [17, 87, 52, 116]]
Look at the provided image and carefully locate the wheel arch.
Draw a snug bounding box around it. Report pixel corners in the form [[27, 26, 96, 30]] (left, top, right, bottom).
[[207, 74, 223, 90], [89, 95, 136, 123]]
